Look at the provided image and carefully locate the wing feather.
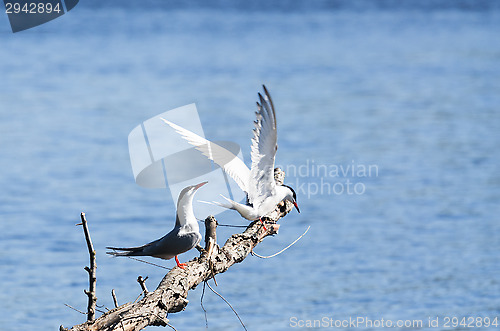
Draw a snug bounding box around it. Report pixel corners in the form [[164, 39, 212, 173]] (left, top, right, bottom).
[[248, 85, 278, 205], [161, 118, 250, 194]]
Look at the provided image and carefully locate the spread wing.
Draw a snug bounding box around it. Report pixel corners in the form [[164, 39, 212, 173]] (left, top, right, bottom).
[[248, 85, 278, 205], [161, 118, 250, 194]]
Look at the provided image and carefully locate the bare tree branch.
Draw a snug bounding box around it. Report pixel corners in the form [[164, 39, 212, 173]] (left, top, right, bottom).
[[77, 212, 97, 322], [137, 276, 149, 296], [204, 215, 218, 286], [111, 290, 118, 309]]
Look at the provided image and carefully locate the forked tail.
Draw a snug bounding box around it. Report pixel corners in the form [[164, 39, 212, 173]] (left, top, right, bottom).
[[106, 246, 145, 257], [198, 194, 235, 210]]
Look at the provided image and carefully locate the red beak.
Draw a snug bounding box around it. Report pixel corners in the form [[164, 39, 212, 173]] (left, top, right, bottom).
[[195, 181, 208, 190], [293, 201, 300, 213]]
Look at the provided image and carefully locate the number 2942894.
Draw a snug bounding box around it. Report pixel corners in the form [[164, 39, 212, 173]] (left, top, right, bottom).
[[5, 2, 62, 14]]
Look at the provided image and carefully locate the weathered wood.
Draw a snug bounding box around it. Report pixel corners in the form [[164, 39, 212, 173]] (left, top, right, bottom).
[[111, 289, 118, 308], [137, 276, 149, 296], [78, 213, 97, 322], [204, 215, 217, 255]]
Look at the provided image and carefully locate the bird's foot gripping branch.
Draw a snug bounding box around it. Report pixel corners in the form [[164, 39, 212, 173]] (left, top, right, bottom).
[[62, 169, 294, 331]]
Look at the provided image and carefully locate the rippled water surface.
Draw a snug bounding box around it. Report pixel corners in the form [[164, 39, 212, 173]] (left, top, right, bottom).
[[1, 1, 499, 330]]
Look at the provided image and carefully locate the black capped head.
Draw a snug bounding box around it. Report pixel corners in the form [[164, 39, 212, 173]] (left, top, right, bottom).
[[282, 184, 300, 213]]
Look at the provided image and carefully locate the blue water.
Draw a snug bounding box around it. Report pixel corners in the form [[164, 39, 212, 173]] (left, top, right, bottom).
[[1, 1, 499, 330]]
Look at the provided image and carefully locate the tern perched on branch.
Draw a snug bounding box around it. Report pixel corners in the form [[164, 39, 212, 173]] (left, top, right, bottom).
[[161, 85, 299, 225], [106, 182, 207, 269]]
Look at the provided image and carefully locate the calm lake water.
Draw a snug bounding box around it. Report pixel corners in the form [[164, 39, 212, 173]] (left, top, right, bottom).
[[1, 1, 499, 330]]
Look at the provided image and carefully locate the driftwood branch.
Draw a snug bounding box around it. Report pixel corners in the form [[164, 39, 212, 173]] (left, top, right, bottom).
[[78, 212, 97, 322], [63, 168, 294, 331], [204, 215, 218, 285], [204, 215, 217, 256], [111, 290, 118, 309], [137, 276, 149, 295]]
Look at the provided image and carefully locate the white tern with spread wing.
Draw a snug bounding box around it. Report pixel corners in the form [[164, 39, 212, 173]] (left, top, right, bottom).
[[161, 85, 299, 222]]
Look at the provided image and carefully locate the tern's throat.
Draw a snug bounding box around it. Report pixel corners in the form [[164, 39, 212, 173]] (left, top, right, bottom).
[[176, 193, 199, 231]]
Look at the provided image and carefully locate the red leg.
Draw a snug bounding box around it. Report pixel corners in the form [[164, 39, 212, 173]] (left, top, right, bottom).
[[259, 218, 267, 231], [175, 255, 187, 269]]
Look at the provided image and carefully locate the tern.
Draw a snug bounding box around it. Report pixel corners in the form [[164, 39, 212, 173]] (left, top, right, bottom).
[[106, 182, 207, 269], [161, 85, 299, 224]]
